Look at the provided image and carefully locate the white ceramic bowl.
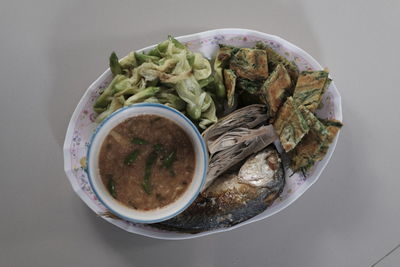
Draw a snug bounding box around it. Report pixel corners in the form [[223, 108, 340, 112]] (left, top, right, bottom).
[[86, 103, 208, 223], [64, 28, 342, 239]]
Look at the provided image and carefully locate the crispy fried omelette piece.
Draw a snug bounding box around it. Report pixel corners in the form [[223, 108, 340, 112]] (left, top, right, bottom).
[[314, 119, 343, 161], [289, 115, 343, 172], [288, 108, 328, 171], [260, 64, 291, 119], [265, 47, 299, 90], [254, 42, 299, 89], [274, 97, 310, 152], [236, 78, 263, 95], [300, 106, 328, 136], [289, 129, 321, 172], [216, 45, 235, 65], [229, 48, 269, 81], [213, 45, 236, 99], [293, 71, 331, 112], [223, 69, 237, 107]]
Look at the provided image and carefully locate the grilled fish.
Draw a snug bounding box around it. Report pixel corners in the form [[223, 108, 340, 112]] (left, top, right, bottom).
[[202, 104, 277, 190], [153, 146, 285, 233]]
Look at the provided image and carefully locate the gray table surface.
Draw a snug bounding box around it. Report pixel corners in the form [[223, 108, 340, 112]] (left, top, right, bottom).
[[1, 0, 400, 266]]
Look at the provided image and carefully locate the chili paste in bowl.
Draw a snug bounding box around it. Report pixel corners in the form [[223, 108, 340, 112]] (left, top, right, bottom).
[[87, 103, 207, 223]]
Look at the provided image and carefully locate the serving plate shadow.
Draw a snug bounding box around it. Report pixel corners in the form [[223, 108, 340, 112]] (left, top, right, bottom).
[[63, 28, 342, 240]]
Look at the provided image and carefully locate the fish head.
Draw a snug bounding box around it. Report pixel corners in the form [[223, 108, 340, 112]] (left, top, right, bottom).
[[238, 147, 282, 188]]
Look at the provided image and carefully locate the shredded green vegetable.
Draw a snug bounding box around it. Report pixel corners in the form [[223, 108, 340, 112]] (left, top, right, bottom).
[[93, 36, 218, 130]]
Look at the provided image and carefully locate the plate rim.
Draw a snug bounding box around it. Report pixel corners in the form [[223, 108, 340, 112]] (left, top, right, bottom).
[[63, 28, 342, 240]]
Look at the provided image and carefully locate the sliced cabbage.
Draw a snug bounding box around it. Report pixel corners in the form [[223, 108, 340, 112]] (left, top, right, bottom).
[[142, 97, 160, 103], [94, 75, 127, 109], [213, 45, 233, 98], [109, 52, 122, 75], [119, 51, 137, 68], [171, 50, 192, 76], [157, 92, 186, 110], [94, 36, 217, 129], [193, 53, 212, 80], [199, 93, 218, 129], [198, 75, 214, 88], [134, 52, 160, 65], [124, 87, 160, 106], [95, 95, 125, 122], [175, 76, 205, 120]]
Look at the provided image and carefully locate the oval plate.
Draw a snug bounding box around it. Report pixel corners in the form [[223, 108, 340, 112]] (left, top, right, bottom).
[[63, 28, 342, 240]]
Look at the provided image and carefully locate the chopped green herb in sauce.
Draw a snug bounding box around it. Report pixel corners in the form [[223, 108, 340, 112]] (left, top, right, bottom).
[[124, 149, 140, 165], [107, 177, 117, 198], [153, 143, 165, 153], [142, 151, 158, 194], [132, 137, 149, 145], [163, 150, 176, 169]]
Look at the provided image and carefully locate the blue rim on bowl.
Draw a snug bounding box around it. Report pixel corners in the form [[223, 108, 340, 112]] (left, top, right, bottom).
[[86, 103, 208, 223]]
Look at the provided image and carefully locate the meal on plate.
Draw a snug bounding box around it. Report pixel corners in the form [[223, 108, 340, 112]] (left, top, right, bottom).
[[94, 36, 342, 232]]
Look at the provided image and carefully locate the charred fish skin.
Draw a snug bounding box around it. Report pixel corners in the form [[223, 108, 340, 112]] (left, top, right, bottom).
[[155, 186, 282, 233], [154, 146, 285, 233]]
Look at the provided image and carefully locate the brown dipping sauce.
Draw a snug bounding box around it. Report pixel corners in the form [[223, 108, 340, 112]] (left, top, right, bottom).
[[99, 115, 195, 211]]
